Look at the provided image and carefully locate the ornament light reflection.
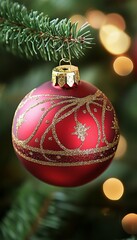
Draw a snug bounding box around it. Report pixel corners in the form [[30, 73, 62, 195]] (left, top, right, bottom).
[[114, 135, 127, 159], [113, 56, 134, 76], [86, 10, 106, 29], [70, 14, 87, 30], [99, 24, 131, 55], [122, 213, 137, 235], [103, 13, 126, 30], [103, 178, 124, 200]]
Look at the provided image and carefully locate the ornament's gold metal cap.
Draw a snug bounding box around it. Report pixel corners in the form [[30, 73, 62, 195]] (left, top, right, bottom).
[[52, 65, 80, 88]]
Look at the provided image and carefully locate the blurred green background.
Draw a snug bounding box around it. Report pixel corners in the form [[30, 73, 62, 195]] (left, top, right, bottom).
[[0, 0, 137, 239]]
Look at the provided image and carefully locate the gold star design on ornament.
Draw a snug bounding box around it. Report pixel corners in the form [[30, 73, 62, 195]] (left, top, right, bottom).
[[72, 122, 90, 142]]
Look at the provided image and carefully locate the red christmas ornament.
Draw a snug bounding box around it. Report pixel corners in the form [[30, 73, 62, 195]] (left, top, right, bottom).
[[12, 65, 119, 187]]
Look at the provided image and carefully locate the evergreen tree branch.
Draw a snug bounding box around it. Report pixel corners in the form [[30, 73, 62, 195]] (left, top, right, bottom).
[[0, 0, 93, 61], [0, 182, 51, 240]]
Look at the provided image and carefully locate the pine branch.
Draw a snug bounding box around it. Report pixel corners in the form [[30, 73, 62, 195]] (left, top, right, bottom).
[[0, 181, 51, 240], [0, 0, 93, 61]]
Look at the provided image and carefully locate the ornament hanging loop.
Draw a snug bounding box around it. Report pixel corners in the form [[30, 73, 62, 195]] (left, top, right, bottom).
[[59, 40, 72, 67], [59, 58, 72, 67]]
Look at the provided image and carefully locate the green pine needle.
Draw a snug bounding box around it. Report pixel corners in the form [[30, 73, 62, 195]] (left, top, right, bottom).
[[0, 182, 50, 240], [0, 0, 93, 61]]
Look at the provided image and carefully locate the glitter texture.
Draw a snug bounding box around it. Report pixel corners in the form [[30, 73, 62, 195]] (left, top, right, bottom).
[[12, 80, 119, 187]]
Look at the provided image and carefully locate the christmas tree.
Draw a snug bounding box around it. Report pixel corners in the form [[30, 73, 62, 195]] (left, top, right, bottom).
[[0, 0, 137, 239]]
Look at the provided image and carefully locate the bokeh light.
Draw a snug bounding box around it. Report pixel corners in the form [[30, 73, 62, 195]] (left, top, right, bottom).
[[99, 24, 131, 55], [103, 13, 126, 30], [103, 178, 124, 200], [86, 10, 106, 29], [113, 56, 134, 76], [122, 213, 137, 235], [70, 14, 87, 30], [114, 135, 127, 159]]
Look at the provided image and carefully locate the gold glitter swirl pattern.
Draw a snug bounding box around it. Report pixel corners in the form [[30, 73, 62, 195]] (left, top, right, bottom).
[[12, 88, 119, 166], [12, 138, 117, 166]]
